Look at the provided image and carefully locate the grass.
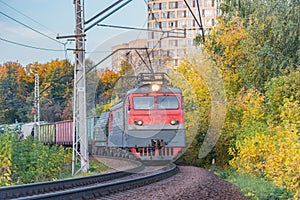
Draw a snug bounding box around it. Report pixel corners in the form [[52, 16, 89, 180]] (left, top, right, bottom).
[[213, 169, 294, 200], [59, 157, 111, 179]]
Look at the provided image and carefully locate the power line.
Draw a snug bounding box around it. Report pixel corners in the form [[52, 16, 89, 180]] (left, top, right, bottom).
[[99, 22, 197, 31], [85, 0, 133, 32], [184, 0, 205, 42], [0, 37, 65, 52], [85, 50, 112, 54], [0, 11, 64, 45], [0, 0, 56, 35]]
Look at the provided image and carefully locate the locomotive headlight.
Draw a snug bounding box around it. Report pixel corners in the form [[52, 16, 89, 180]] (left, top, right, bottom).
[[170, 119, 179, 125], [151, 84, 160, 92], [134, 120, 143, 126]]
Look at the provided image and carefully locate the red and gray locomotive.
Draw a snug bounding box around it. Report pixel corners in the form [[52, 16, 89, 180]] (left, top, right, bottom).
[[100, 73, 186, 161]]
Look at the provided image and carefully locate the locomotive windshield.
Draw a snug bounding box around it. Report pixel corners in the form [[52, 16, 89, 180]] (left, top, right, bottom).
[[133, 96, 179, 110], [133, 96, 155, 109], [158, 96, 179, 109]]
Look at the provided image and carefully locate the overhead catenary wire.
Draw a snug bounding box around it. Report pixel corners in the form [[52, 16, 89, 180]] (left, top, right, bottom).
[[97, 23, 186, 35], [135, 49, 153, 73], [0, 37, 65, 52], [0, 0, 57, 35], [183, 0, 205, 42], [86, 47, 148, 74], [85, 0, 133, 32], [195, 0, 205, 42], [0, 5, 70, 63], [0, 11, 64, 45]]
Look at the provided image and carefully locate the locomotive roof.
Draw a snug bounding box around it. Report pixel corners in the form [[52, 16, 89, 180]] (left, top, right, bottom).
[[109, 73, 182, 110], [127, 83, 182, 94], [110, 83, 182, 111]]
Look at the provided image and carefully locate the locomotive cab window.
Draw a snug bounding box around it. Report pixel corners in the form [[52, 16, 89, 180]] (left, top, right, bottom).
[[133, 96, 155, 109], [158, 96, 179, 109]]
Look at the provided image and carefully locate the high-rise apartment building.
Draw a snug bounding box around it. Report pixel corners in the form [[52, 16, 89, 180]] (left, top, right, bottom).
[[147, 0, 217, 70], [111, 0, 217, 72]]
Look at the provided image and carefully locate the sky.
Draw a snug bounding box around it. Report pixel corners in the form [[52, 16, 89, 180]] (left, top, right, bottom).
[[0, 0, 148, 67]]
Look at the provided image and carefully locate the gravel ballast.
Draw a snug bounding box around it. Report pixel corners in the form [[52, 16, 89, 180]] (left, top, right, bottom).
[[111, 166, 248, 200]]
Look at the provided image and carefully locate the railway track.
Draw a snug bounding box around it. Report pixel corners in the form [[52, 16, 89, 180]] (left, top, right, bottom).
[[0, 158, 178, 200]]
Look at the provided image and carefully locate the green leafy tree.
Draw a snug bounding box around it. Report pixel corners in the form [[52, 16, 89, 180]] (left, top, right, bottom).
[[198, 0, 299, 91], [240, 0, 299, 89]]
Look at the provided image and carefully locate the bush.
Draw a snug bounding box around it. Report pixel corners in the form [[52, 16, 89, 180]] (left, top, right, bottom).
[[0, 131, 72, 185]]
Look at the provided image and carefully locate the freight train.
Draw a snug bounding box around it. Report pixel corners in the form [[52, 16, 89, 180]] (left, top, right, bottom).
[[0, 73, 186, 162], [0, 121, 73, 145]]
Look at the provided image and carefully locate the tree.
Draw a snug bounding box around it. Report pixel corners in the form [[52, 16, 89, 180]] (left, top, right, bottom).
[[0, 62, 32, 124], [25, 60, 73, 122], [198, 0, 299, 91], [46, 60, 73, 121], [96, 69, 119, 105], [240, 0, 299, 89]]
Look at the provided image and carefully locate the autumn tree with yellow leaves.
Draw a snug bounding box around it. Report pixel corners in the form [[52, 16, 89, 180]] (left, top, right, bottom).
[[193, 0, 299, 197]]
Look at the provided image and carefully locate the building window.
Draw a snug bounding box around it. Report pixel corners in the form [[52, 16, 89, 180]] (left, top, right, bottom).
[[169, 11, 176, 18], [205, 18, 215, 26], [177, 10, 186, 18], [204, 9, 214, 17], [169, 2, 177, 9], [178, 2, 184, 8], [153, 3, 160, 10], [186, 19, 193, 27], [187, 39, 193, 46], [196, 0, 202, 6], [169, 21, 177, 28], [168, 50, 175, 57], [204, 0, 215, 7], [162, 12, 168, 19], [186, 30, 192, 37], [161, 2, 167, 9], [186, 10, 196, 17], [153, 12, 159, 19], [186, 0, 196, 7], [154, 22, 161, 29], [161, 40, 167, 48], [178, 39, 186, 46], [169, 40, 178, 47], [154, 32, 161, 39], [178, 20, 183, 28], [162, 50, 168, 56]]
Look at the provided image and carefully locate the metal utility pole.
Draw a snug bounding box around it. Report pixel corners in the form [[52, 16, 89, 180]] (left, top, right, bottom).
[[65, 0, 132, 175], [33, 73, 40, 140], [72, 0, 89, 175]]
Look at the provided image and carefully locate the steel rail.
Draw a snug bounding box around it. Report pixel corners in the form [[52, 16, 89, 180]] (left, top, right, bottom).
[[0, 160, 143, 199], [7, 164, 178, 200]]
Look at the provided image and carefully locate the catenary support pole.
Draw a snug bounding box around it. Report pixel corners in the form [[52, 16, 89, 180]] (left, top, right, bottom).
[[72, 0, 89, 175]]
